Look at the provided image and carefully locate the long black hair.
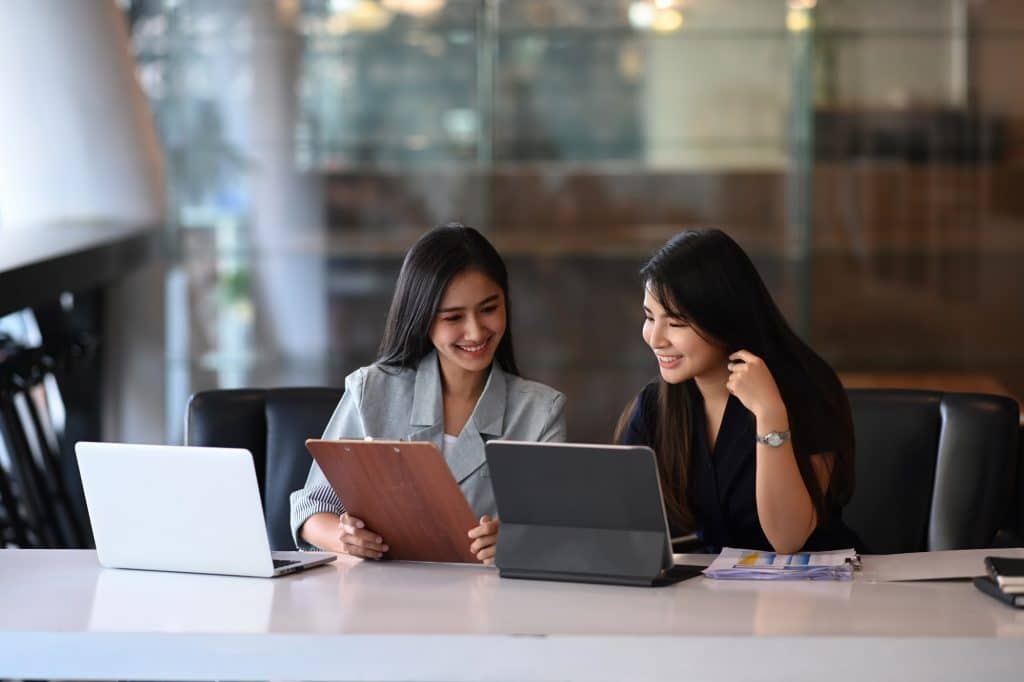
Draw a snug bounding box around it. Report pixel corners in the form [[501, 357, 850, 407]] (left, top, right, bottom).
[[376, 223, 519, 375], [617, 228, 854, 531]]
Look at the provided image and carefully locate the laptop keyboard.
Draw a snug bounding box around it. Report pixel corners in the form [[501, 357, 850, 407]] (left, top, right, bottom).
[[273, 559, 300, 568]]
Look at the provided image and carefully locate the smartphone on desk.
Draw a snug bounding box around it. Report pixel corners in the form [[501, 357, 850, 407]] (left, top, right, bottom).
[[984, 556, 1024, 594], [973, 576, 1024, 609]]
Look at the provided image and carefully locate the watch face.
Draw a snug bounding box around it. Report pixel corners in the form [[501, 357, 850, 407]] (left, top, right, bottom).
[[765, 432, 784, 447]]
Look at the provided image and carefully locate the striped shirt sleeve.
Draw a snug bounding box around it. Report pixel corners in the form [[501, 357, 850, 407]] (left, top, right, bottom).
[[289, 463, 346, 551], [289, 369, 367, 550]]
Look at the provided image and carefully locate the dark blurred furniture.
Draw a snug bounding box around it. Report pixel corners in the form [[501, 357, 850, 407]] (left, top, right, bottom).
[[845, 388, 1020, 554], [184, 387, 344, 550], [0, 221, 160, 548], [815, 108, 1008, 164], [0, 336, 94, 548]]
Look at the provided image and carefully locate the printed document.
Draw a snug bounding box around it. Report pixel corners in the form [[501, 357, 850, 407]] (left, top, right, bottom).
[[704, 547, 857, 580]]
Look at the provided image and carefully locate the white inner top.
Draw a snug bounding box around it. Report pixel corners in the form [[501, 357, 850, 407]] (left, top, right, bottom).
[[442, 433, 457, 456]]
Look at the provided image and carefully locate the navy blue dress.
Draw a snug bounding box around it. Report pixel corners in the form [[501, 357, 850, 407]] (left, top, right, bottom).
[[622, 380, 861, 553]]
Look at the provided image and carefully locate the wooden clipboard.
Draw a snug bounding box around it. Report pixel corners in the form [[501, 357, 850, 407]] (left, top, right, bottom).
[[305, 439, 479, 563]]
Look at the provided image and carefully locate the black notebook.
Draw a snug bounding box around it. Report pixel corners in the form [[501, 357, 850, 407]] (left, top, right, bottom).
[[973, 576, 1024, 608], [984, 556, 1024, 594]]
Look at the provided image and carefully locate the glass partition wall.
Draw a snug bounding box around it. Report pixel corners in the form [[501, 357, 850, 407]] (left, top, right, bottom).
[[128, 0, 1024, 442]]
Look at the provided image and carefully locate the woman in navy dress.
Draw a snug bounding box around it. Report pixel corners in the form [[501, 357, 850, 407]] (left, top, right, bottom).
[[617, 229, 862, 554]]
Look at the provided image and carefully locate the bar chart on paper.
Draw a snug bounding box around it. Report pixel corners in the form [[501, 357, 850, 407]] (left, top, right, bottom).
[[704, 547, 857, 580]]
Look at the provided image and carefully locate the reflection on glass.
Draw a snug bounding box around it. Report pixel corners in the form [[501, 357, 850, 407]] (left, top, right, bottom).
[[127, 0, 1024, 445], [297, 0, 479, 166]]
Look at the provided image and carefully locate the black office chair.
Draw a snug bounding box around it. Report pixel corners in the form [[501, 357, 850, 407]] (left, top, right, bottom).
[[845, 388, 1020, 554], [184, 387, 344, 550], [1006, 423, 1024, 545]]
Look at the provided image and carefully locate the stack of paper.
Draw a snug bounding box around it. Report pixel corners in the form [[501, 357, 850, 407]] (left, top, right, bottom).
[[703, 547, 857, 581]]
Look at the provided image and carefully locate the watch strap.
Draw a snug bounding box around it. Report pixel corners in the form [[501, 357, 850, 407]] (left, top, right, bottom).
[[756, 430, 791, 447]]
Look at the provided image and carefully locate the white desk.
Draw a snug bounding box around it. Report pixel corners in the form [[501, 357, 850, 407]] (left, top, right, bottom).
[[2, 549, 1024, 681]]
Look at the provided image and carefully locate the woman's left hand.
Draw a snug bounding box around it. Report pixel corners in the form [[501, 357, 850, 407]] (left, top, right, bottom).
[[726, 350, 786, 424], [468, 515, 501, 565]]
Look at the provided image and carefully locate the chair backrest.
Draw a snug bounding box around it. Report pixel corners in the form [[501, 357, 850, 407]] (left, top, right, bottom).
[[1015, 428, 1024, 543], [845, 388, 1019, 554], [184, 387, 343, 550]]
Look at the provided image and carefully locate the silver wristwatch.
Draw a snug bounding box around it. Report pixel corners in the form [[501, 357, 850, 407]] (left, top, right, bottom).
[[756, 430, 790, 448]]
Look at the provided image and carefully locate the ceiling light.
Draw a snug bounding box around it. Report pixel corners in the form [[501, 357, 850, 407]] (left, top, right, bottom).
[[381, 0, 445, 17], [651, 8, 684, 33]]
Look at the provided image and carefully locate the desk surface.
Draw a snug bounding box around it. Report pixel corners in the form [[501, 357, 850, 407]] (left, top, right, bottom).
[[3, 549, 1024, 681]]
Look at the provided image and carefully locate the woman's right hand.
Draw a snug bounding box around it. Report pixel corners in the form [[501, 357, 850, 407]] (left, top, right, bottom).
[[337, 513, 389, 559]]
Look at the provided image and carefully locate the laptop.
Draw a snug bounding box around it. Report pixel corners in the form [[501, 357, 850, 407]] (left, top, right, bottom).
[[485, 440, 704, 587], [75, 442, 336, 578]]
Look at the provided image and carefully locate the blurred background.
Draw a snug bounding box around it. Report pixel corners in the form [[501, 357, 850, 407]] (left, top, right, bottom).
[[129, 0, 1024, 442], [1, 0, 1023, 545]]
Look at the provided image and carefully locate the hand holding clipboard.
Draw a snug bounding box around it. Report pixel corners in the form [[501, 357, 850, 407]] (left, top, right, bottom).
[[306, 439, 480, 563]]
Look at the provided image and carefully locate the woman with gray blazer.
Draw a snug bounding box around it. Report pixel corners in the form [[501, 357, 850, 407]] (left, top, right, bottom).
[[290, 224, 566, 563]]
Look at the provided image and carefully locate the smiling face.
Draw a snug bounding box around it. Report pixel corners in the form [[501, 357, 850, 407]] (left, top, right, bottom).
[[429, 268, 507, 379], [642, 286, 728, 384]]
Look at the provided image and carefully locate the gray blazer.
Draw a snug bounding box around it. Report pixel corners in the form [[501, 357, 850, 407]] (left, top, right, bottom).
[[289, 351, 567, 550]]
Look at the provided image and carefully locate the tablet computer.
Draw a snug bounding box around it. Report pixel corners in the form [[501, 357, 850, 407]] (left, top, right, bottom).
[[485, 440, 704, 586], [305, 439, 479, 563]]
